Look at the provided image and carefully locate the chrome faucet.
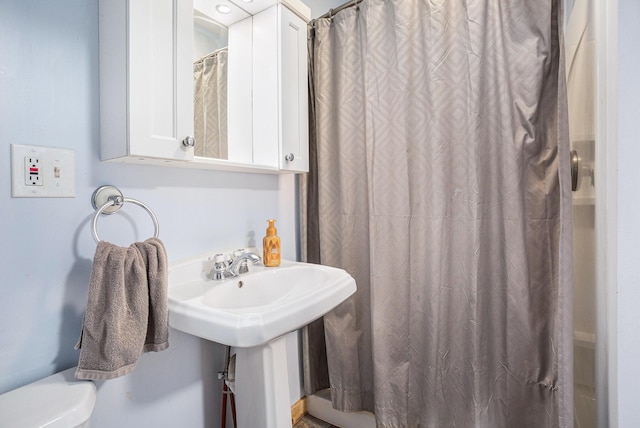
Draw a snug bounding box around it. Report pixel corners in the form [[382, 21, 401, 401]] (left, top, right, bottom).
[[211, 250, 261, 280], [228, 252, 261, 276]]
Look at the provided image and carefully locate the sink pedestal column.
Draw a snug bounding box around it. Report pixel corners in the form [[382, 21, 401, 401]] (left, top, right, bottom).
[[234, 336, 292, 428]]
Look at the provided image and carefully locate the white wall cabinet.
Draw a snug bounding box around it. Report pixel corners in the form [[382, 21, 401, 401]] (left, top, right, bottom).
[[99, 0, 195, 163], [98, 0, 310, 174], [253, 4, 309, 173]]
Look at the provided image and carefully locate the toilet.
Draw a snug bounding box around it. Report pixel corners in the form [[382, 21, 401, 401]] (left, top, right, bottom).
[[0, 367, 96, 427]]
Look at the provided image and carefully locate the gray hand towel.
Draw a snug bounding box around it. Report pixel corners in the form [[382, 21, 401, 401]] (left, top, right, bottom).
[[135, 238, 169, 352], [75, 238, 169, 380]]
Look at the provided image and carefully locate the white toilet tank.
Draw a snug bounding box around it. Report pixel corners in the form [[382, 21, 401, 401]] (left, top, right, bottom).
[[0, 367, 96, 428]]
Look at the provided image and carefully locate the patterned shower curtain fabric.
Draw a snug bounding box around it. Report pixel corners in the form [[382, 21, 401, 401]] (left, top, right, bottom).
[[302, 0, 573, 427], [193, 48, 228, 159]]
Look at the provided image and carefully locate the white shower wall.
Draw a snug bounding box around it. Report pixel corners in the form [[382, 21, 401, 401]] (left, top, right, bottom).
[[566, 0, 597, 426]]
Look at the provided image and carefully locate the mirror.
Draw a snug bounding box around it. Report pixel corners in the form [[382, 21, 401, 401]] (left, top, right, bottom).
[[193, 11, 229, 159], [192, 1, 254, 165], [187, 0, 309, 171]]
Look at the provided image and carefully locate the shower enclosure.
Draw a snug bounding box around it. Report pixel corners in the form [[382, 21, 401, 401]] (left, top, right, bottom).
[[305, 0, 615, 426]]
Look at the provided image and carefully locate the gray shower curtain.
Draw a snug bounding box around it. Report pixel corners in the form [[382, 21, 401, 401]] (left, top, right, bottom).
[[194, 48, 228, 159], [301, 0, 573, 427]]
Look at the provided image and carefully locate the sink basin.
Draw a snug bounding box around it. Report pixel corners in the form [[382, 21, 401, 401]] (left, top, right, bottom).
[[168, 255, 356, 347], [168, 251, 356, 427]]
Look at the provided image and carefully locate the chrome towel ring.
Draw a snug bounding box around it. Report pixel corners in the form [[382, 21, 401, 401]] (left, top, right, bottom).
[[91, 185, 160, 244]]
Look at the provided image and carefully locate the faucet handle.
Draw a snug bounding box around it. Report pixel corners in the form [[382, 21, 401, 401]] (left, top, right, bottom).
[[211, 253, 231, 280], [212, 253, 231, 266]]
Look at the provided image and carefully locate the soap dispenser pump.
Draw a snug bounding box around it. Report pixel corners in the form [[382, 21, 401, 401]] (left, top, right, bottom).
[[263, 219, 281, 267]]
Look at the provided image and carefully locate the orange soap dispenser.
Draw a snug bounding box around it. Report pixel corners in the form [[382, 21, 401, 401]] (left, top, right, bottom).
[[263, 219, 281, 267]]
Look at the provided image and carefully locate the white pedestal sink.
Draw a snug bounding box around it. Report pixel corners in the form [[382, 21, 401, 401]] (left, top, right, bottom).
[[168, 253, 356, 428], [234, 336, 291, 427]]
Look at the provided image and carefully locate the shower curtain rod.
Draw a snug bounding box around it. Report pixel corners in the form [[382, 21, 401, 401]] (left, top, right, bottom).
[[194, 47, 228, 64], [316, 0, 363, 21]]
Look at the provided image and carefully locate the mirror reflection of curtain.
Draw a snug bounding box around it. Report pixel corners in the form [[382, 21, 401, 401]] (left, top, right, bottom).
[[194, 48, 228, 159], [302, 0, 573, 426]]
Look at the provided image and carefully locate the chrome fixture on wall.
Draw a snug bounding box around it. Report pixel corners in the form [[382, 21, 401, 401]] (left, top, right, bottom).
[[570, 142, 596, 193], [90, 185, 160, 243], [571, 150, 580, 191]]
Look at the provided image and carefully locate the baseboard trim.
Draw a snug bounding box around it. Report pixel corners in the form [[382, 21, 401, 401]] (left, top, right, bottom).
[[291, 396, 308, 425]]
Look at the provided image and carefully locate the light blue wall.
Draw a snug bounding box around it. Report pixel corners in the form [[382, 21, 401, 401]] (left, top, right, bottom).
[[0, 0, 298, 425]]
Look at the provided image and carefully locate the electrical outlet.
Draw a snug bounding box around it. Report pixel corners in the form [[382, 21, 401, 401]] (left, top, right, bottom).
[[11, 144, 75, 198], [24, 156, 42, 186]]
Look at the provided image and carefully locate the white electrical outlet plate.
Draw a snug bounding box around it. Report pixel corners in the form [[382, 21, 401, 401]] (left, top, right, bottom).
[[11, 144, 76, 198]]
